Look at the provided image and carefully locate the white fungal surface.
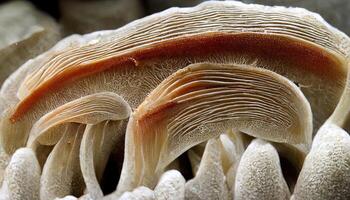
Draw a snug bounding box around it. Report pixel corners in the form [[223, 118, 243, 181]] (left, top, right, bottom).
[[292, 123, 350, 200], [234, 139, 290, 200]]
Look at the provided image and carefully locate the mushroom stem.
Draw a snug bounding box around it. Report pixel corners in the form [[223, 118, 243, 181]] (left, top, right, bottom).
[[292, 122, 350, 200], [329, 61, 350, 130]]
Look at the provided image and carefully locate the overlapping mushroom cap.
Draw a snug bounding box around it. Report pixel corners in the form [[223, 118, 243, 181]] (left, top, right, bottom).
[[0, 1, 350, 200]]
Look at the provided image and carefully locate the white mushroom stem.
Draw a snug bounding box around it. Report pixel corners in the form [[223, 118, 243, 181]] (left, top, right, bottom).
[[0, 148, 40, 200], [234, 139, 290, 200], [79, 124, 104, 200], [187, 144, 204, 176], [185, 138, 230, 200], [329, 61, 350, 130], [292, 122, 350, 200], [54, 196, 77, 200], [119, 187, 155, 200], [80, 120, 127, 200], [221, 130, 245, 193], [220, 129, 245, 174], [40, 124, 85, 200], [115, 63, 312, 194]]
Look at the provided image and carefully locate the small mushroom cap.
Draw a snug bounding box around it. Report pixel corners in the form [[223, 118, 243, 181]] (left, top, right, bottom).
[[0, 92, 130, 154], [117, 62, 312, 193], [28, 92, 130, 147]]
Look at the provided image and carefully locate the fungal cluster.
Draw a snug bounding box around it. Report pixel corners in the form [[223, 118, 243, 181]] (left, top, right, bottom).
[[0, 1, 349, 200]]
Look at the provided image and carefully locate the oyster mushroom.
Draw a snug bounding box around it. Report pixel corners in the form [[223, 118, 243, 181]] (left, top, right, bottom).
[[234, 139, 290, 200], [0, 1, 349, 199], [0, 1, 60, 86], [114, 63, 311, 194], [1, 1, 349, 156], [292, 123, 350, 200]]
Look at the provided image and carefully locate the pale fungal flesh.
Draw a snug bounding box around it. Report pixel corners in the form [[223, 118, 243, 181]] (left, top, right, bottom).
[[185, 138, 230, 200], [0, 1, 349, 200], [40, 124, 85, 200], [154, 170, 185, 200], [292, 123, 350, 200], [234, 139, 290, 200], [0, 148, 40, 200], [80, 120, 127, 200]]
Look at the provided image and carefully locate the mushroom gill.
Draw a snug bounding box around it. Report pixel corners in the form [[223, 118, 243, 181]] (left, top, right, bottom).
[[115, 62, 312, 195]]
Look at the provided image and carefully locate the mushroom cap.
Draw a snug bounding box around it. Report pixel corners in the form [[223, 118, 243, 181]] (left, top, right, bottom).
[[116, 62, 312, 193]]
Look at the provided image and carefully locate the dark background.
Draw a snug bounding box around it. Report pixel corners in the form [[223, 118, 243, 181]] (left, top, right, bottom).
[[1, 0, 349, 35]]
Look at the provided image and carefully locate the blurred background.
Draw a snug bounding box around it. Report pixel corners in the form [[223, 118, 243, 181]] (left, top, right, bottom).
[[1, 0, 349, 35]]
